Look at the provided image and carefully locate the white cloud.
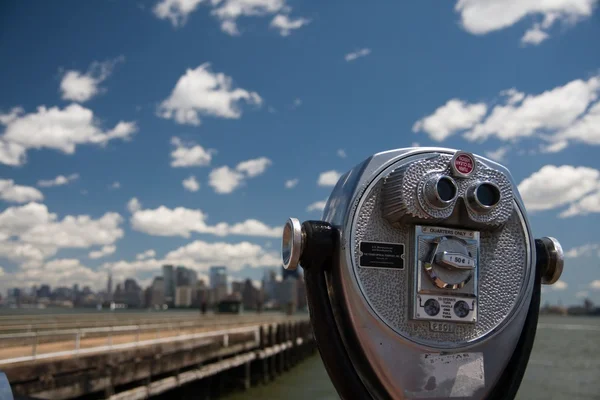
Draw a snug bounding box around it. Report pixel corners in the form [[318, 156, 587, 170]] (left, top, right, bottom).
[[110, 181, 121, 190], [337, 149, 347, 158], [285, 178, 298, 189], [552, 280, 568, 290], [414, 75, 600, 151], [521, 25, 550, 45], [591, 280, 600, 289], [413, 99, 487, 141], [153, 0, 309, 36], [209, 157, 272, 194], [130, 204, 280, 238], [209, 166, 244, 194], [345, 48, 371, 62], [0, 104, 137, 166], [153, 0, 204, 27], [103, 240, 279, 284], [5, 258, 105, 291], [183, 175, 200, 192], [0, 202, 123, 266], [564, 243, 600, 258], [485, 146, 510, 162], [558, 101, 600, 146], [170, 137, 213, 167], [466, 76, 599, 143], [60, 57, 124, 102], [518, 165, 600, 213], [89, 245, 116, 259], [318, 170, 342, 187], [236, 157, 271, 177], [127, 197, 142, 213], [0, 180, 44, 203], [291, 98, 302, 109], [270, 14, 310, 36], [136, 249, 156, 260], [576, 290, 589, 299], [37, 173, 79, 187], [158, 63, 262, 126], [454, 0, 596, 44], [307, 200, 327, 212], [560, 190, 600, 217]]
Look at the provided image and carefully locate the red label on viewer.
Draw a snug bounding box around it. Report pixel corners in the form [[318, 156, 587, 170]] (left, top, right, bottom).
[[454, 154, 474, 175]]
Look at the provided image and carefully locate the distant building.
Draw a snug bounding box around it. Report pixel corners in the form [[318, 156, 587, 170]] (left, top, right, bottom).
[[175, 286, 194, 307], [106, 273, 113, 302], [163, 265, 175, 306], [146, 277, 165, 308], [210, 266, 228, 303], [241, 279, 260, 310], [176, 266, 198, 288], [114, 278, 144, 308]]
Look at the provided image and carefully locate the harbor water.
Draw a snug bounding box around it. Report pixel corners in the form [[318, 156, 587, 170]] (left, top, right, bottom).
[[223, 315, 600, 400]]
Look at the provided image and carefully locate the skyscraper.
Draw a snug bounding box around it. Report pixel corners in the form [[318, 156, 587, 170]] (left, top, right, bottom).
[[163, 265, 175, 305], [107, 273, 113, 302], [209, 266, 228, 303]]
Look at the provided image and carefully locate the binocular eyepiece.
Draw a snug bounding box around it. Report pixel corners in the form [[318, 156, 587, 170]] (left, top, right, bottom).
[[282, 147, 563, 400]]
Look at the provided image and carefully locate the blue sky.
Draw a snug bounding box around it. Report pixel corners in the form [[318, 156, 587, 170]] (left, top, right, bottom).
[[0, 0, 599, 306]]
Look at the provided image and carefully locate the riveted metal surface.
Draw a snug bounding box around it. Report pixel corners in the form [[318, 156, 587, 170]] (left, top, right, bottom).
[[382, 154, 514, 226], [351, 154, 530, 347]]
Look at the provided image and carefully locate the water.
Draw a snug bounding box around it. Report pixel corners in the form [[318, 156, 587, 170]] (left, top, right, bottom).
[[223, 316, 600, 400]]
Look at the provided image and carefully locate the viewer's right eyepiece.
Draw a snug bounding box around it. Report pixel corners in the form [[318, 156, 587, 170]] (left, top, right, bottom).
[[466, 181, 501, 212]]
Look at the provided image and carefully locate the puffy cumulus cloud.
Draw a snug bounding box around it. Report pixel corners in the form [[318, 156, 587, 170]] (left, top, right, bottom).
[[136, 249, 156, 260], [127, 197, 142, 213], [209, 166, 244, 194], [454, 0, 597, 44], [552, 280, 568, 290], [0, 104, 137, 166], [89, 245, 116, 259], [518, 165, 600, 215], [130, 204, 280, 238], [484, 146, 510, 163], [60, 56, 124, 103], [209, 157, 272, 194], [591, 280, 600, 289], [157, 63, 261, 126], [285, 178, 298, 189], [317, 170, 342, 187], [163, 240, 280, 272], [270, 14, 310, 36], [182, 175, 200, 192], [560, 190, 600, 218], [101, 240, 279, 283], [153, 0, 204, 27], [170, 137, 214, 167], [37, 173, 79, 187], [345, 48, 371, 62], [236, 157, 271, 177], [414, 75, 600, 151], [564, 243, 600, 258], [7, 258, 105, 291], [413, 99, 487, 142], [0, 179, 44, 203], [337, 149, 347, 158], [109, 182, 121, 190], [0, 203, 123, 268], [153, 0, 309, 36], [466, 76, 600, 143], [307, 200, 327, 212]]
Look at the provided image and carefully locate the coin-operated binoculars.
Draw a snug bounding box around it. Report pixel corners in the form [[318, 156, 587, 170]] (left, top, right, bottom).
[[282, 148, 563, 400]]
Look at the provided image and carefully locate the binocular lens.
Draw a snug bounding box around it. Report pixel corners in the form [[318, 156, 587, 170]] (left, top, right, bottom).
[[437, 177, 457, 202], [476, 183, 501, 207]]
